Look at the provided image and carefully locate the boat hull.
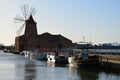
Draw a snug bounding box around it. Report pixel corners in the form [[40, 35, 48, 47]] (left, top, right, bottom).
[[68, 56, 99, 66], [34, 53, 47, 60], [47, 55, 68, 64]]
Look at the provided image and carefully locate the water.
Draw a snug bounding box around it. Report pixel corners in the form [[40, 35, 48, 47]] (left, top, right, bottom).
[[0, 50, 120, 80]]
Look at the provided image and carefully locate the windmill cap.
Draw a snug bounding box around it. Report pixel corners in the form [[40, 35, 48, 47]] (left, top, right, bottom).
[[26, 15, 36, 23]]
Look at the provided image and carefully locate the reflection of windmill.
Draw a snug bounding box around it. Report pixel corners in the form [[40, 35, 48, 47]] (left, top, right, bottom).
[[14, 5, 36, 36]]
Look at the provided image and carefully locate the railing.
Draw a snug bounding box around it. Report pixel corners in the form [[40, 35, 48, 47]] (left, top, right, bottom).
[[89, 49, 120, 53]]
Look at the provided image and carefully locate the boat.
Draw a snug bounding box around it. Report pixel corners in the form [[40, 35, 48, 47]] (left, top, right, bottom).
[[47, 51, 68, 64], [34, 52, 47, 60], [3, 49, 10, 53], [20, 50, 34, 59], [20, 50, 47, 60], [68, 49, 100, 66]]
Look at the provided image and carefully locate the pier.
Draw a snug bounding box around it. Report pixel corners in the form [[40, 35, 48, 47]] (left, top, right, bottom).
[[100, 54, 120, 64], [88, 49, 120, 64]]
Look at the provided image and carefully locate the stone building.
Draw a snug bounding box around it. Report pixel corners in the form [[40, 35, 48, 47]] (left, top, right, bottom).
[[15, 15, 73, 52]]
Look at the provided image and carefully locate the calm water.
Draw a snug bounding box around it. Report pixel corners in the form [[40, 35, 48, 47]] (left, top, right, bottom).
[[0, 50, 120, 80]]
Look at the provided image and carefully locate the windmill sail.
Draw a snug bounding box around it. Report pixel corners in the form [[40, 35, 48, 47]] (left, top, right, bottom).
[[14, 4, 36, 36]]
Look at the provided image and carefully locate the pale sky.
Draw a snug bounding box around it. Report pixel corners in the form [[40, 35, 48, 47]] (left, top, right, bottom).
[[0, 0, 120, 45]]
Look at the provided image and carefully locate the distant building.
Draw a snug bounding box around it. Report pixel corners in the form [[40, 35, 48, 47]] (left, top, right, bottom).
[[15, 15, 73, 52]]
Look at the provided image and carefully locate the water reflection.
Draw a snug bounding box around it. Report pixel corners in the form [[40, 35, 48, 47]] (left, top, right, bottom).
[[24, 60, 36, 80], [68, 66, 99, 80], [47, 62, 67, 67], [78, 67, 99, 80], [0, 52, 120, 80], [100, 63, 120, 75], [47, 62, 55, 67], [25, 64, 36, 80], [98, 64, 120, 80], [68, 67, 81, 80], [14, 59, 37, 80]]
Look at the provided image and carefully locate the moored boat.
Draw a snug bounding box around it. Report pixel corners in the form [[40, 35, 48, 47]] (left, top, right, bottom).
[[20, 50, 47, 60], [3, 49, 10, 53], [47, 51, 68, 64], [68, 55, 99, 66], [68, 49, 100, 66], [34, 52, 47, 60], [20, 50, 34, 59]]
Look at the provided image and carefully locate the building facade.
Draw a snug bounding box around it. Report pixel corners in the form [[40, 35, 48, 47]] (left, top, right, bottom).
[[15, 15, 73, 52]]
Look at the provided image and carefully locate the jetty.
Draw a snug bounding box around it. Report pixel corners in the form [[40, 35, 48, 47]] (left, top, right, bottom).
[[100, 54, 120, 64], [89, 49, 120, 64]]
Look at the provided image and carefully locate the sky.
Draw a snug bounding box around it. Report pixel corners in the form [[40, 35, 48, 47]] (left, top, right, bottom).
[[0, 0, 120, 45]]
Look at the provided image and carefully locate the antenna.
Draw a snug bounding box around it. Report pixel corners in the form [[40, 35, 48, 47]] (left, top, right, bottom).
[[90, 32, 91, 43], [83, 36, 85, 42]]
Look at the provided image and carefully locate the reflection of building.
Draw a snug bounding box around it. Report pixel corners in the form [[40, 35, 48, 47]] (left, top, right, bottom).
[[24, 62, 36, 80], [15, 15, 73, 52]]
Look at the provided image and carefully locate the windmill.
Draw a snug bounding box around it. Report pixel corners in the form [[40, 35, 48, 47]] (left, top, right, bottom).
[[14, 5, 36, 36]]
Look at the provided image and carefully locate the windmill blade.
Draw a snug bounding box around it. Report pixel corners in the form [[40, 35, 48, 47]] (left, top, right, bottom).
[[28, 7, 33, 16], [25, 5, 29, 19], [15, 14, 24, 20], [14, 18, 25, 22], [21, 5, 27, 20], [24, 5, 27, 20], [29, 7, 36, 16], [30, 8, 36, 15], [16, 23, 25, 36], [14, 19, 23, 23], [31, 8, 36, 16], [15, 4, 36, 36], [14, 14, 25, 23], [21, 5, 35, 20]]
